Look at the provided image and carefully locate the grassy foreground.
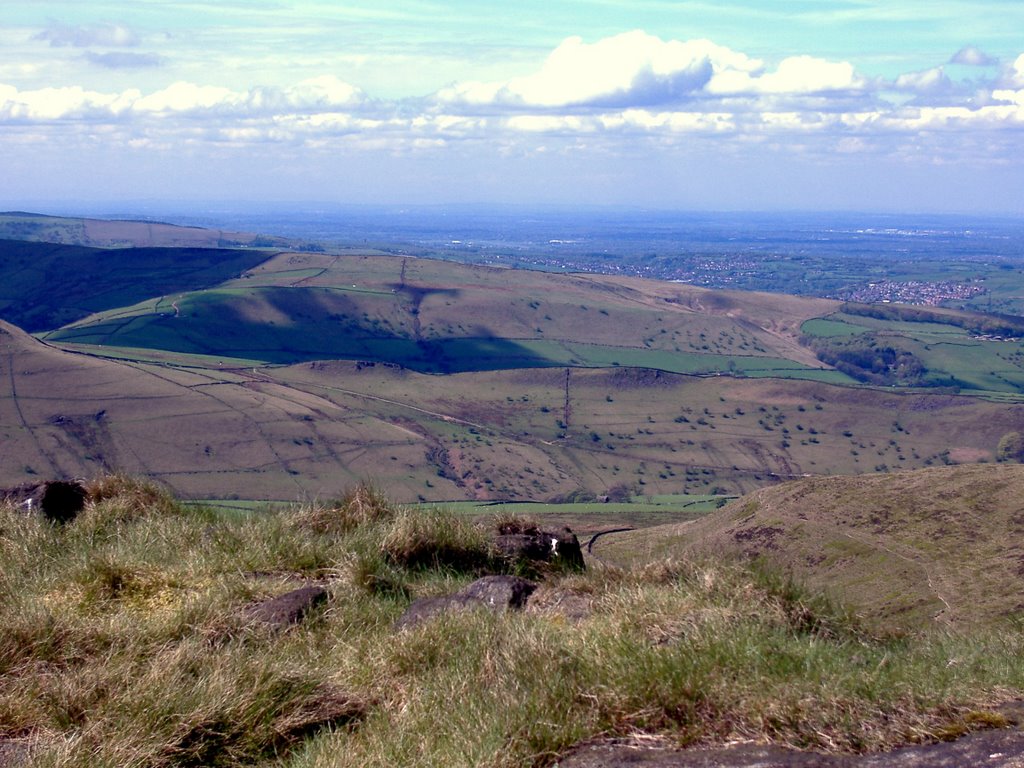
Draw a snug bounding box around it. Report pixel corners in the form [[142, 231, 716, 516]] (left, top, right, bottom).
[[1, 476, 1022, 767]]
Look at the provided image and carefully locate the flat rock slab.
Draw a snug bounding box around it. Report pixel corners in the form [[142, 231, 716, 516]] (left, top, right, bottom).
[[245, 585, 329, 629], [395, 575, 537, 630], [558, 728, 1024, 768], [0, 739, 32, 768], [1, 480, 87, 523], [556, 742, 839, 767]]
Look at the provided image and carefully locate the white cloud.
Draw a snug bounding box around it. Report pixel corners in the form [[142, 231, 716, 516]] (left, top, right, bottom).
[[992, 88, 1024, 108], [708, 55, 864, 96], [0, 34, 1021, 168], [133, 82, 243, 113], [280, 75, 365, 110], [893, 67, 954, 95], [35, 22, 140, 48], [882, 103, 1024, 133], [950, 46, 998, 67], [0, 76, 369, 122], [437, 31, 756, 108], [0, 84, 138, 120], [84, 51, 165, 70], [437, 33, 866, 110], [1012, 54, 1024, 85], [894, 67, 945, 91]]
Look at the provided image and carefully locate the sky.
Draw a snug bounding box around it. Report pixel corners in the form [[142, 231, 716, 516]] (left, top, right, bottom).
[[1, 1, 1023, 214]]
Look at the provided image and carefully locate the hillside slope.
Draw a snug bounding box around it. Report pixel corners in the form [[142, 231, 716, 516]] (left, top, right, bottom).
[[0, 211, 290, 248], [48, 251, 843, 375], [3, 478, 1022, 766], [0, 239, 273, 331], [0, 320, 459, 500], [593, 463, 1024, 629], [5, 316, 1024, 502]]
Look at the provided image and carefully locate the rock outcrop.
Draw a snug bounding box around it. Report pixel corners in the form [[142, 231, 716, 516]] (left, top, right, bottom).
[[395, 575, 537, 630], [493, 524, 586, 571], [1, 480, 88, 523], [245, 585, 329, 630]]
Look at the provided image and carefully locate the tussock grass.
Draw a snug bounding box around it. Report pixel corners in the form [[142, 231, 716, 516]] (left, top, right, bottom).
[[293, 484, 394, 535], [0, 476, 1021, 767], [380, 506, 493, 572], [492, 512, 544, 535], [83, 473, 179, 525]]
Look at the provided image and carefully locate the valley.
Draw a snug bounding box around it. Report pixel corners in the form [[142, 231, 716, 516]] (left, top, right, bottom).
[[4, 224, 1024, 504], [4, 212, 1024, 766]]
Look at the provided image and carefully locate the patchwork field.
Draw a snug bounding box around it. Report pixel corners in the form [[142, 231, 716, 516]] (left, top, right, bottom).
[[802, 308, 1024, 395]]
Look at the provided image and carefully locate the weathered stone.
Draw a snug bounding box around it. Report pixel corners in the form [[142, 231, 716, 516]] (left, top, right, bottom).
[[493, 526, 585, 570], [395, 575, 537, 630], [1, 480, 87, 523], [557, 714, 1024, 767], [245, 585, 329, 629], [459, 574, 537, 609], [557, 740, 839, 767], [494, 533, 551, 560], [0, 738, 33, 768]]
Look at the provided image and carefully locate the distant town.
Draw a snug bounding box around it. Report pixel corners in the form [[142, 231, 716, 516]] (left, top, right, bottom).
[[830, 279, 987, 306], [475, 250, 991, 309]]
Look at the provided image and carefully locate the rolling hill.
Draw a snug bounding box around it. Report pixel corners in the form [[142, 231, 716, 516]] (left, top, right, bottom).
[[36, 246, 1024, 396], [5, 316, 1024, 503], [0, 211, 291, 249], [592, 463, 1024, 629], [44, 251, 843, 376], [0, 239, 273, 331], [5, 217, 1024, 504], [0, 319, 445, 501]]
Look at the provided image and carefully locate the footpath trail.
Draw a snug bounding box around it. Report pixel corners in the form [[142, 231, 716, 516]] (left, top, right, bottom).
[[838, 529, 955, 622]]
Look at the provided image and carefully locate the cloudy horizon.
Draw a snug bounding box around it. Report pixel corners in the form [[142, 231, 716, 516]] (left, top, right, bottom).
[[2, 1, 1023, 215]]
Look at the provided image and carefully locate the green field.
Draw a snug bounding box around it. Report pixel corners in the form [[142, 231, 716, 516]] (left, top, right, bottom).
[[800, 317, 873, 337], [802, 310, 1024, 397]]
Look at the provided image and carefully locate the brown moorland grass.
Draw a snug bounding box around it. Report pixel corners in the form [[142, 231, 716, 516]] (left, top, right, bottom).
[[592, 462, 1024, 631], [1, 475, 1022, 766]]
